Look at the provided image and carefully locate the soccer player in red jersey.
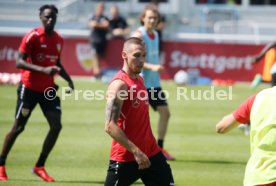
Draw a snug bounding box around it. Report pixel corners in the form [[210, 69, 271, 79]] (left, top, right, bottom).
[[0, 4, 74, 182], [104, 37, 174, 186]]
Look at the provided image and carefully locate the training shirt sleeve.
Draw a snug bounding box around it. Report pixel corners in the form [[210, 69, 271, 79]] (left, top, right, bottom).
[[18, 29, 37, 54], [233, 94, 256, 124]]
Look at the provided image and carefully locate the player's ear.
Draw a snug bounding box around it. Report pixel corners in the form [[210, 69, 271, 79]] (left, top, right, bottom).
[[122, 51, 127, 60]]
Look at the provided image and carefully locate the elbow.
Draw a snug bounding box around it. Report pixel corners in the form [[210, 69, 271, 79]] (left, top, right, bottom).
[[104, 123, 112, 135], [16, 59, 26, 69], [15, 60, 22, 69]]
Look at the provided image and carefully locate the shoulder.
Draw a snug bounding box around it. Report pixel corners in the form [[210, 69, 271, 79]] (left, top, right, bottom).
[[54, 31, 64, 41], [90, 15, 97, 20], [138, 75, 144, 83], [108, 79, 127, 93], [259, 86, 276, 95], [110, 71, 126, 85], [24, 28, 40, 43], [138, 75, 146, 85]]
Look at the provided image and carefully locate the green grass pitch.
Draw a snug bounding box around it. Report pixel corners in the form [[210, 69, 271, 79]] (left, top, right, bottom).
[[0, 78, 268, 186]]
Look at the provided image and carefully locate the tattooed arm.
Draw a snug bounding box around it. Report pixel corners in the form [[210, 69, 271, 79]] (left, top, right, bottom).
[[105, 79, 151, 169]]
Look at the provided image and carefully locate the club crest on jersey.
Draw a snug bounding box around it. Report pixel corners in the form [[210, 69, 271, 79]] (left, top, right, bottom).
[[36, 53, 45, 62], [56, 43, 61, 53], [132, 97, 140, 108], [21, 108, 30, 117]]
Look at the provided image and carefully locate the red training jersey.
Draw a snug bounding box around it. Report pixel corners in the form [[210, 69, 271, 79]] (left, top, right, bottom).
[[109, 70, 160, 162], [19, 27, 63, 92], [233, 94, 256, 124]]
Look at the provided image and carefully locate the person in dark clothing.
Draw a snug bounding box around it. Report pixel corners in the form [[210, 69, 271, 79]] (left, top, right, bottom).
[[109, 5, 130, 39], [88, 2, 109, 77]]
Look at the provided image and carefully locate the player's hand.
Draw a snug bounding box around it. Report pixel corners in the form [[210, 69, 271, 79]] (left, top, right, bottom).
[[102, 20, 109, 28], [42, 66, 61, 76], [133, 150, 151, 170], [66, 81, 74, 94], [90, 20, 97, 27], [113, 28, 124, 36], [68, 81, 74, 90], [152, 65, 165, 73]]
